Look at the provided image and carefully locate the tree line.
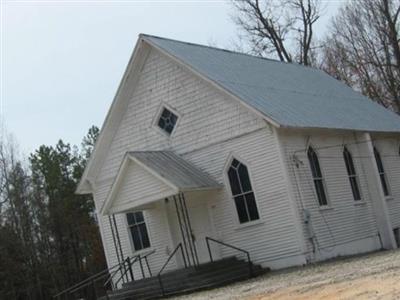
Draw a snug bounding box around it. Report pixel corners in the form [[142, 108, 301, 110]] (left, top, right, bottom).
[[232, 0, 400, 114], [0, 126, 106, 299]]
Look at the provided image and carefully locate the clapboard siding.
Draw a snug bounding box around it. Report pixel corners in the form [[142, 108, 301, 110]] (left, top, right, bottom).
[[87, 33, 400, 278], [97, 48, 265, 184], [279, 130, 380, 259], [93, 48, 282, 273], [90, 39, 400, 275], [110, 161, 175, 213], [183, 128, 304, 267], [94, 183, 175, 280], [139, 202, 177, 275], [372, 137, 400, 229]]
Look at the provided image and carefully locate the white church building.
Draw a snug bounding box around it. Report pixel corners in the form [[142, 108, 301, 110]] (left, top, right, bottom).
[[77, 34, 400, 280]]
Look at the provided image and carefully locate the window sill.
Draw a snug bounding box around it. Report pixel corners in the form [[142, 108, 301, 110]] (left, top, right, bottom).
[[319, 206, 334, 211], [152, 125, 176, 139], [130, 247, 153, 257], [234, 219, 265, 231], [385, 196, 394, 201], [354, 201, 366, 206]]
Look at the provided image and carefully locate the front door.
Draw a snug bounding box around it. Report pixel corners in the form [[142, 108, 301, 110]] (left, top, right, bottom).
[[186, 194, 216, 264], [166, 192, 217, 267]]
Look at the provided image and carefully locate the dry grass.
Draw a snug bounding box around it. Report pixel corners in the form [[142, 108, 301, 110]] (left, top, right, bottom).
[[171, 250, 400, 300]]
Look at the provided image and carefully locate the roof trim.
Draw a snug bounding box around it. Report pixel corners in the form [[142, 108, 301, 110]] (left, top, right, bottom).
[[76, 37, 150, 194]]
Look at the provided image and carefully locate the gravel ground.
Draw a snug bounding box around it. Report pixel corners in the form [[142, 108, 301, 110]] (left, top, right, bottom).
[[170, 250, 400, 300]]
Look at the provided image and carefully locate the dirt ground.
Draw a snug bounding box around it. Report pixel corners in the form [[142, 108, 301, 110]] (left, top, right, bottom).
[[171, 250, 400, 300]]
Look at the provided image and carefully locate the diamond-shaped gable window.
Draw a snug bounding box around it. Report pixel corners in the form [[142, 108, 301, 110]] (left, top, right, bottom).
[[157, 107, 178, 135]]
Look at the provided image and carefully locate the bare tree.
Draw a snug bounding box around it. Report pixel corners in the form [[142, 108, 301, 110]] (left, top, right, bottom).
[[232, 0, 322, 66], [323, 0, 400, 113]]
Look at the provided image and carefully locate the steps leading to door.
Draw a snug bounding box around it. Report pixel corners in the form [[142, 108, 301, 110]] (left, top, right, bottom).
[[104, 257, 267, 300]]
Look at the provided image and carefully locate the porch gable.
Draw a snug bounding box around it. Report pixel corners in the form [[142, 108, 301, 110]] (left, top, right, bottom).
[[101, 151, 221, 215]]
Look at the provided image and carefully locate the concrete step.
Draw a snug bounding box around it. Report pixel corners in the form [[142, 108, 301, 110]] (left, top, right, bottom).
[[122, 256, 240, 286], [105, 257, 267, 300], [121, 257, 243, 289], [113, 265, 261, 297], [119, 260, 257, 293]]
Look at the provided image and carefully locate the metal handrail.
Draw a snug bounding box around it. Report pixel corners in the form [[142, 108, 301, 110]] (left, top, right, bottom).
[[157, 243, 186, 296], [53, 257, 128, 299], [141, 249, 156, 277], [106, 249, 157, 289], [103, 259, 129, 289], [114, 256, 139, 287], [53, 249, 156, 300], [205, 236, 253, 277], [68, 274, 104, 293]]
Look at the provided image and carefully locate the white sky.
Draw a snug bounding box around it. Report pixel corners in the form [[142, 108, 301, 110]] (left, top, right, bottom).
[[1, 0, 345, 155]]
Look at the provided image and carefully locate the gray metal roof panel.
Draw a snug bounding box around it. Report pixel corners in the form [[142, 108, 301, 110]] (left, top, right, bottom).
[[128, 151, 221, 191], [143, 35, 400, 133]]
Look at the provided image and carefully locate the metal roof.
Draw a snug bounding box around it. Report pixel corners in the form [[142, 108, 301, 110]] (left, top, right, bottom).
[[143, 35, 400, 133], [128, 151, 221, 191]]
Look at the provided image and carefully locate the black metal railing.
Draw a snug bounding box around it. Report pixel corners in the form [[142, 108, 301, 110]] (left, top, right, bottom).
[[113, 255, 139, 288], [205, 236, 253, 278], [157, 243, 187, 296], [53, 250, 155, 300]]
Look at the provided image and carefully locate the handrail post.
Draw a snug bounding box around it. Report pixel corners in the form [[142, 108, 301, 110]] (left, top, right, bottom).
[[110, 278, 115, 291], [158, 274, 165, 296], [205, 236, 253, 278], [206, 237, 213, 262], [247, 253, 253, 277], [127, 257, 134, 282], [92, 279, 98, 300], [157, 243, 184, 296], [179, 244, 187, 268], [144, 256, 152, 277], [139, 255, 145, 278]]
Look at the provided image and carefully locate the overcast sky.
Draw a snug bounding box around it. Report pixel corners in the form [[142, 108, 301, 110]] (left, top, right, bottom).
[[2, 0, 344, 155]]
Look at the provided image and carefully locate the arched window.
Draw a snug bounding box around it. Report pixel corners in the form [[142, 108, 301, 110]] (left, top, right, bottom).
[[343, 147, 361, 201], [227, 158, 259, 223], [374, 147, 390, 196], [307, 146, 328, 206]]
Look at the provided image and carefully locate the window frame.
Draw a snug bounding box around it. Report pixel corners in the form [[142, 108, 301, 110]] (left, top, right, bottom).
[[152, 103, 181, 137], [307, 145, 330, 207], [224, 155, 261, 225], [398, 141, 400, 157], [373, 146, 391, 197], [343, 146, 362, 201], [125, 211, 151, 253]]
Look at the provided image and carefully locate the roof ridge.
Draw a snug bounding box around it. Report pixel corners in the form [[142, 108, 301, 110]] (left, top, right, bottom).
[[139, 33, 311, 69]]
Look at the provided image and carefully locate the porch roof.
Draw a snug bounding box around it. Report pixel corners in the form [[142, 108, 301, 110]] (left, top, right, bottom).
[[100, 151, 221, 215]]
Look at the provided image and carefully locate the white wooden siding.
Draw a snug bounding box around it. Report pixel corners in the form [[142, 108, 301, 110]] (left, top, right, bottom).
[[183, 128, 304, 268], [372, 136, 400, 229], [139, 202, 177, 275], [93, 48, 281, 273], [97, 48, 265, 184], [90, 41, 400, 272], [93, 47, 305, 272], [109, 161, 175, 214], [279, 129, 381, 259], [94, 185, 176, 280]]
